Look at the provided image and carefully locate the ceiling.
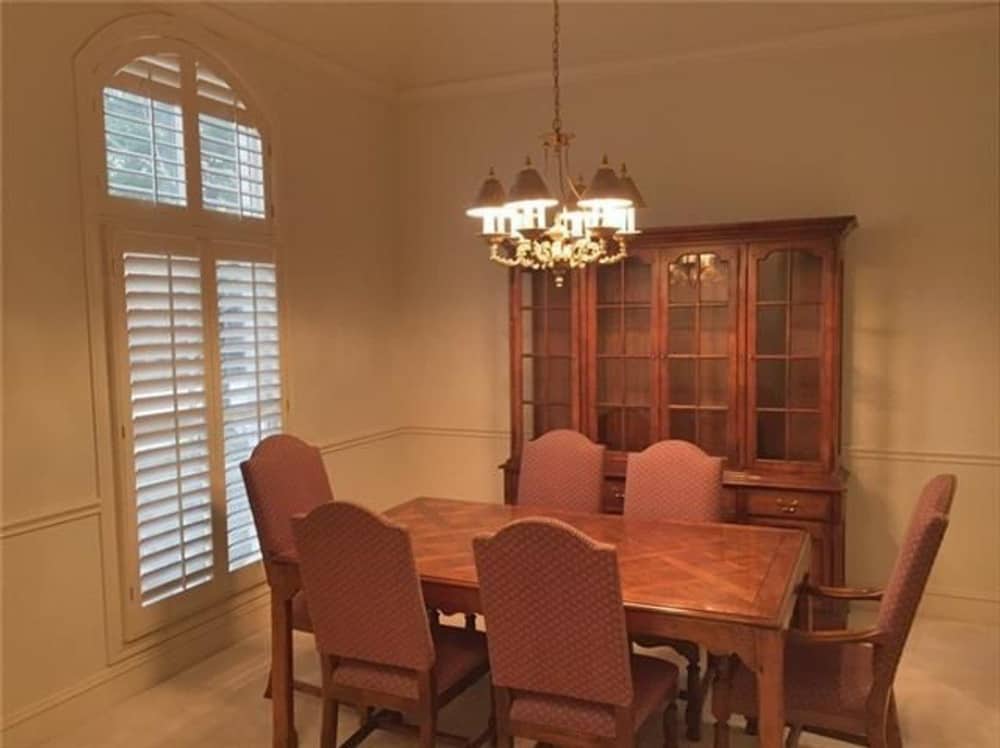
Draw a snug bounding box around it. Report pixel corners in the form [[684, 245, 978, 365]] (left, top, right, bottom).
[[216, 2, 970, 91]]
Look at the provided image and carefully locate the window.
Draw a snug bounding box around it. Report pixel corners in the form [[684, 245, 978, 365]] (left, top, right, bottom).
[[101, 51, 269, 220], [94, 45, 281, 632]]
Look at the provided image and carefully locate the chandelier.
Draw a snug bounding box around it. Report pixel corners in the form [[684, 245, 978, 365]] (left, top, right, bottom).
[[465, 0, 645, 286]]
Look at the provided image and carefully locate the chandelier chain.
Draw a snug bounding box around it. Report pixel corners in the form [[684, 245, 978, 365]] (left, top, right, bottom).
[[551, 0, 561, 134]]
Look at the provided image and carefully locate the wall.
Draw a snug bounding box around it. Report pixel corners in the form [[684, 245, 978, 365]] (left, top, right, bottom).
[[395, 9, 1000, 617], [0, 3, 400, 744]]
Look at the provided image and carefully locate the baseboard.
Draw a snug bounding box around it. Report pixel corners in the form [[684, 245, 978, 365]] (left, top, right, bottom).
[[919, 590, 1000, 626], [1, 592, 270, 747]]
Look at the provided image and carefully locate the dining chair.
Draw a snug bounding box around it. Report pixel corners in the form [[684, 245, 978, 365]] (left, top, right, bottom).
[[623, 439, 724, 741], [716, 473, 957, 748], [292, 502, 491, 748], [241, 433, 335, 699], [517, 429, 606, 513], [473, 517, 680, 748]]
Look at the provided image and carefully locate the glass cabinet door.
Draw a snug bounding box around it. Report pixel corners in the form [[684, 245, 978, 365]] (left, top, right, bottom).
[[513, 270, 578, 448], [593, 253, 657, 452], [660, 247, 739, 462], [749, 244, 829, 468]]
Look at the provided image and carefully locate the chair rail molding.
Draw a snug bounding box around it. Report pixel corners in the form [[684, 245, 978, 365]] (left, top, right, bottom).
[[845, 447, 1000, 468], [0, 501, 102, 539]]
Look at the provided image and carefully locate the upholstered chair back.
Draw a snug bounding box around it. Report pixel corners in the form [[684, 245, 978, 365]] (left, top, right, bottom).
[[517, 430, 606, 513], [241, 434, 334, 580], [473, 518, 633, 706], [874, 474, 956, 684], [624, 440, 723, 523], [292, 502, 435, 671]]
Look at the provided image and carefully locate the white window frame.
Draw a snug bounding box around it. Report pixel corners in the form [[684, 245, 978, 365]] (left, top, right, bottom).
[[75, 26, 287, 641]]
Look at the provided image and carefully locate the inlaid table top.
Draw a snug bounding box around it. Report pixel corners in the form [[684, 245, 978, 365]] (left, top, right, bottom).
[[384, 497, 810, 629]]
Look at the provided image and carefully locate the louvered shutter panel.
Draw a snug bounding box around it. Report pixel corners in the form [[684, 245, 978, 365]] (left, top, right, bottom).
[[216, 260, 283, 571], [103, 53, 187, 206], [122, 253, 213, 606]]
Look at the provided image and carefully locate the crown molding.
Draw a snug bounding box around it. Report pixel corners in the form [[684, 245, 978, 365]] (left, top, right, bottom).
[[401, 4, 998, 102], [171, 2, 394, 100]]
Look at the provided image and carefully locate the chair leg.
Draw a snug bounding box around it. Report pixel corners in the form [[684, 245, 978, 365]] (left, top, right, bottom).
[[745, 717, 758, 735], [418, 709, 436, 748], [785, 724, 802, 748], [321, 699, 340, 748], [684, 658, 702, 741], [663, 701, 679, 748], [887, 695, 903, 748], [465, 613, 477, 631], [711, 655, 734, 748]]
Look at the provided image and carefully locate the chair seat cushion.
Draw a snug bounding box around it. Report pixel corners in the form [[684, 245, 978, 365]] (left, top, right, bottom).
[[291, 591, 312, 633], [330, 624, 488, 701], [508, 654, 679, 738], [730, 639, 873, 724]]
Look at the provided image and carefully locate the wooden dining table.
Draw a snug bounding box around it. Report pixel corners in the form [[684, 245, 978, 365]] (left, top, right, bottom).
[[267, 497, 811, 748]]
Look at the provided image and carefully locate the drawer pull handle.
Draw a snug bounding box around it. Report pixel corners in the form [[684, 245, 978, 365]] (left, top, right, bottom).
[[780, 505, 798, 514], [776, 498, 800, 508]]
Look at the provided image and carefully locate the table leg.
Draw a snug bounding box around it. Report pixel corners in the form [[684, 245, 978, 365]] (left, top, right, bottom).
[[271, 590, 297, 748], [753, 629, 785, 748]]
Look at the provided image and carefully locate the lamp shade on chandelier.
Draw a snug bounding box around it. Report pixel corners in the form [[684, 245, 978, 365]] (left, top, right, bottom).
[[466, 0, 645, 285]]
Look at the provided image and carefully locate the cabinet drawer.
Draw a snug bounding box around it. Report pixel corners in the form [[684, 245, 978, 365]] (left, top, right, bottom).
[[745, 490, 831, 521]]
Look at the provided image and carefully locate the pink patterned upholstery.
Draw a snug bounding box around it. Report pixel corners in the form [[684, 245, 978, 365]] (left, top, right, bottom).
[[291, 502, 434, 670], [474, 518, 679, 738], [624, 440, 723, 523], [240, 434, 334, 573], [509, 655, 678, 738], [727, 474, 956, 737], [517, 430, 606, 513]]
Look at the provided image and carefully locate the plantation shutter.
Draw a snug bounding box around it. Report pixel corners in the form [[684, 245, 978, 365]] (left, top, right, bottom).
[[103, 53, 187, 206], [216, 260, 283, 571], [122, 252, 214, 606]]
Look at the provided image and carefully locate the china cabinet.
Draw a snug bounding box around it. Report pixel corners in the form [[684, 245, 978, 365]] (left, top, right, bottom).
[[502, 216, 856, 625]]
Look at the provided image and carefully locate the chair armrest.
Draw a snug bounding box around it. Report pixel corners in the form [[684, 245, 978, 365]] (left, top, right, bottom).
[[788, 628, 883, 645], [802, 583, 883, 601]]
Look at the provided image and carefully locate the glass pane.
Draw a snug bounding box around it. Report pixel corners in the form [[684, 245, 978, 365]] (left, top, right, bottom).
[[624, 359, 651, 406], [669, 408, 696, 442], [523, 404, 537, 439], [700, 255, 729, 302], [668, 307, 695, 354], [624, 308, 651, 355], [548, 309, 571, 355], [791, 251, 822, 303], [700, 305, 728, 355], [520, 309, 535, 355], [548, 358, 572, 404], [698, 410, 728, 457], [625, 408, 651, 452], [597, 265, 621, 304], [757, 411, 786, 459], [788, 413, 820, 461], [758, 251, 789, 302], [549, 274, 571, 307], [668, 358, 695, 404], [547, 405, 571, 431], [790, 304, 821, 356], [624, 259, 652, 303], [789, 358, 820, 409], [598, 407, 624, 450], [521, 272, 538, 307], [756, 306, 787, 355], [597, 359, 623, 404], [597, 309, 622, 355], [756, 359, 786, 408], [521, 356, 538, 401], [667, 255, 698, 304], [699, 359, 728, 406]]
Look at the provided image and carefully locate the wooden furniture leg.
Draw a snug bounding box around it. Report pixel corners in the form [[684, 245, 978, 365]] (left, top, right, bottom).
[[887, 694, 903, 748], [663, 701, 679, 748], [753, 630, 786, 748], [271, 589, 297, 748], [711, 654, 734, 748]]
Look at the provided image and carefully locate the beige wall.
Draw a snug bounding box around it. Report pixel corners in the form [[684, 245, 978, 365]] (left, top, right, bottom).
[[2, 3, 998, 744], [1, 3, 399, 743], [395, 10, 1000, 612]]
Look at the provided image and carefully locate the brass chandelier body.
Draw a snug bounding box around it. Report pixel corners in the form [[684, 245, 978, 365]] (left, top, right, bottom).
[[466, 0, 645, 285]]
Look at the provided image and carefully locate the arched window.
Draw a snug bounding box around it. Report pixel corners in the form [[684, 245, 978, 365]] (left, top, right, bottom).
[[81, 36, 284, 633]]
